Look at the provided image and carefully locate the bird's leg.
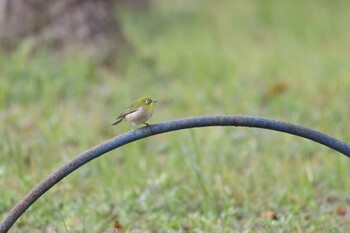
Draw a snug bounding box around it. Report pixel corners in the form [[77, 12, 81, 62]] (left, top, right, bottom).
[[143, 122, 150, 127]]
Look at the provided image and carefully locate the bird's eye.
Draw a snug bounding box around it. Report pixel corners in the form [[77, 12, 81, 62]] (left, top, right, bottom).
[[145, 99, 151, 104]]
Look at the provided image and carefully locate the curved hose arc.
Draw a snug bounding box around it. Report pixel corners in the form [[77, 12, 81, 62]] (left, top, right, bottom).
[[1, 116, 349, 232]]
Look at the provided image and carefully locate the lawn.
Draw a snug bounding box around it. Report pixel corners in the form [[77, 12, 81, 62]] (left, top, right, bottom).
[[1, 0, 350, 232]]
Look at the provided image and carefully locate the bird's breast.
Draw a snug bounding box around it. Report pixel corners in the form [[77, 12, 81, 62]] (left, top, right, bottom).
[[125, 107, 152, 125]]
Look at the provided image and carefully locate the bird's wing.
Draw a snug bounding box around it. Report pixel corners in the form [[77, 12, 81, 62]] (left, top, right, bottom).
[[112, 100, 141, 126], [112, 107, 138, 126], [116, 100, 141, 119], [116, 108, 137, 119]]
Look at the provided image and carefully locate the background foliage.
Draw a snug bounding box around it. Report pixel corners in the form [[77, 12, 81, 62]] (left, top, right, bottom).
[[1, 0, 350, 232]]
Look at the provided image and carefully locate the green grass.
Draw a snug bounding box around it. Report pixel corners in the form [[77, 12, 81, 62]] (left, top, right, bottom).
[[1, 0, 350, 232]]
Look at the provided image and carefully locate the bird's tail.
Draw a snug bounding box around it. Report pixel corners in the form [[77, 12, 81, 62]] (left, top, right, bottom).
[[112, 117, 123, 126]]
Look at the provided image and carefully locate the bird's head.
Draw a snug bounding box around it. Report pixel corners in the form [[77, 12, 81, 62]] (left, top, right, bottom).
[[139, 97, 158, 111]]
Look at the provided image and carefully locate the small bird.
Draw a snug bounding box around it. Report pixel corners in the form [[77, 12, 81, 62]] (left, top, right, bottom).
[[112, 96, 158, 129]]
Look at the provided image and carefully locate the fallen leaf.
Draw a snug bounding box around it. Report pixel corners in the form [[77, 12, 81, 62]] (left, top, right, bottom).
[[182, 223, 190, 232], [259, 210, 278, 220], [337, 207, 346, 216], [266, 81, 288, 98], [112, 219, 122, 233]]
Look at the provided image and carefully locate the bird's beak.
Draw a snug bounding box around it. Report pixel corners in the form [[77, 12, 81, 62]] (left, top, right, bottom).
[[153, 100, 158, 103]]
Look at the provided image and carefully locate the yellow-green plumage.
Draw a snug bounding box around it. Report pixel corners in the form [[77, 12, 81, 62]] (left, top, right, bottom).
[[112, 97, 157, 127]]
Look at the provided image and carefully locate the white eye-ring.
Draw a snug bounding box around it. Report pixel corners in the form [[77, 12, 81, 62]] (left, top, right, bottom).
[[145, 99, 151, 104]]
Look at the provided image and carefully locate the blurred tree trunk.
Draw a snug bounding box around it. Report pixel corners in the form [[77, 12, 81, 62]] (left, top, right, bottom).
[[0, 0, 149, 61]]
